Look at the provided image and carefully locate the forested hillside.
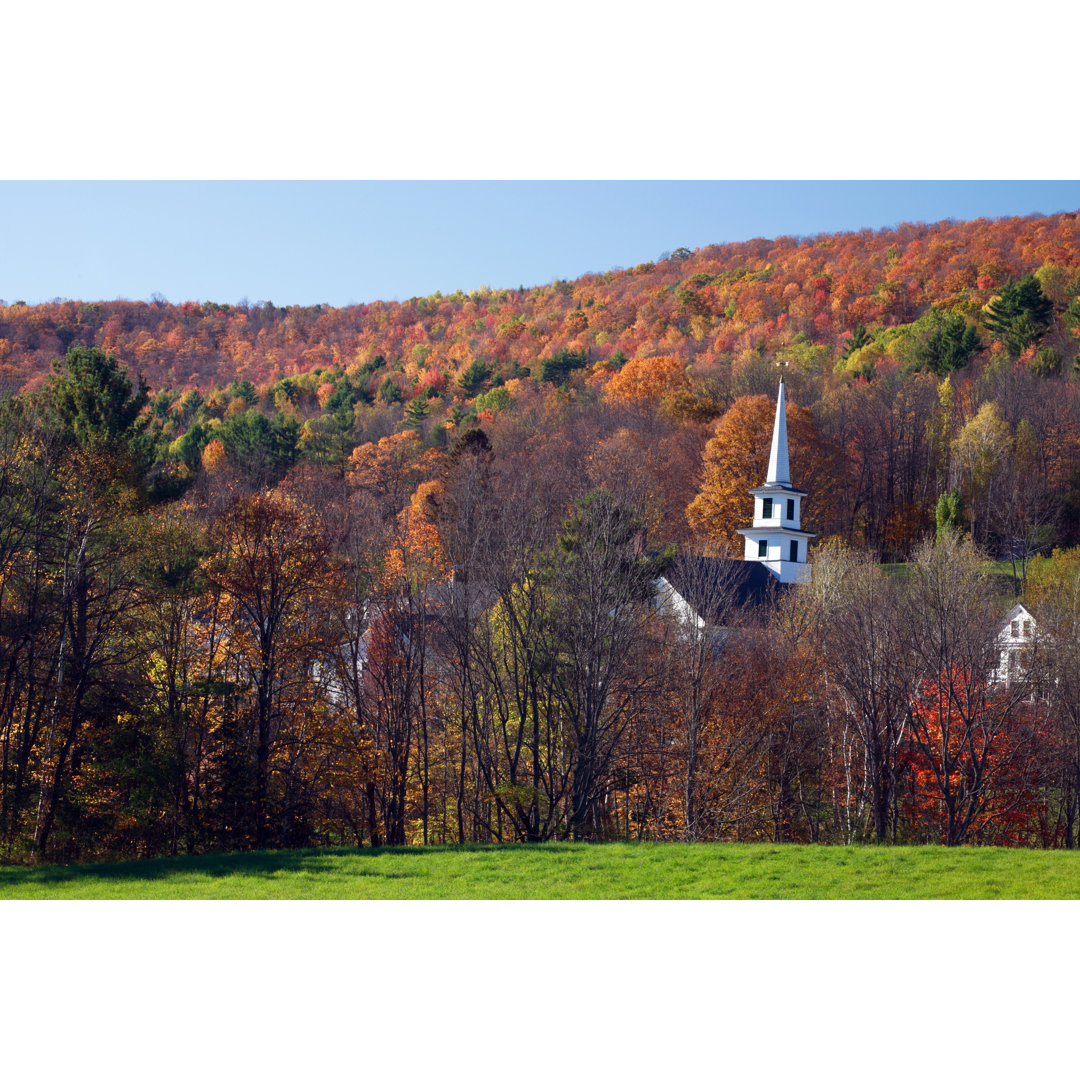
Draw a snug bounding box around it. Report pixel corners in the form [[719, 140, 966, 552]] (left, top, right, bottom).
[[4, 210, 1080, 557], [4, 210, 1080, 863]]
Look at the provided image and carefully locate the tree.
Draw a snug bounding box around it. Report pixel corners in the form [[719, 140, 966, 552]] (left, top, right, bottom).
[[659, 550, 750, 840], [841, 323, 872, 360], [605, 355, 689, 408], [49, 346, 158, 493], [403, 396, 429, 432], [801, 543, 911, 842], [49, 346, 149, 455], [205, 491, 339, 847], [31, 446, 148, 855], [545, 490, 671, 839], [539, 349, 589, 387], [935, 491, 965, 539], [984, 275, 1054, 356], [901, 534, 1037, 845], [1032, 563, 1080, 847], [457, 359, 490, 395], [217, 408, 299, 488], [990, 420, 1058, 593], [952, 401, 1011, 544], [910, 309, 980, 375]]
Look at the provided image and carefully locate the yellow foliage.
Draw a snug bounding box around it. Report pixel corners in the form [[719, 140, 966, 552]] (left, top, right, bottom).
[[202, 439, 227, 475], [1025, 547, 1080, 606]]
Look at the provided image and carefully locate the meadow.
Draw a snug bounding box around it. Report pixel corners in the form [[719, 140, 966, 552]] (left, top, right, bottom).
[[2, 842, 1078, 899]]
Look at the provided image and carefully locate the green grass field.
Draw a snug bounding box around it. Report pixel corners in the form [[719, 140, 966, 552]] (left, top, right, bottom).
[[2, 842, 1079, 899]]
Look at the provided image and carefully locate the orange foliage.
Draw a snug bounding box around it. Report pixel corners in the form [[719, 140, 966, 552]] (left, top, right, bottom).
[[604, 354, 689, 407], [1, 211, 1075, 395], [686, 394, 839, 551]]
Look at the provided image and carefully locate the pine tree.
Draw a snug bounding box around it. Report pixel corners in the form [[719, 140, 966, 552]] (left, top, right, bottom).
[[984, 275, 1054, 356], [404, 397, 429, 431], [842, 323, 872, 359]]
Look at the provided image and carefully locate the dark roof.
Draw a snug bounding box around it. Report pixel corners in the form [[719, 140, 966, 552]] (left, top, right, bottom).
[[662, 556, 782, 621]]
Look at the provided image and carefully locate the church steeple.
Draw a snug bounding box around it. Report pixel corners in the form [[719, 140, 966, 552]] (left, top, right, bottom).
[[735, 378, 814, 584], [766, 377, 790, 486]]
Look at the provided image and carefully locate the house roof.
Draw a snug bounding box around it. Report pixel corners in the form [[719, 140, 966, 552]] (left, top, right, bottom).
[[998, 601, 1036, 638], [662, 556, 782, 621]]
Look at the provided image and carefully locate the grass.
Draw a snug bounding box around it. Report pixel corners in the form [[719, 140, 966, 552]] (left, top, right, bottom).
[[1, 842, 1079, 899]]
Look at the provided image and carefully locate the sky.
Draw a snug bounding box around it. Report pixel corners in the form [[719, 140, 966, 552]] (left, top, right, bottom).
[[3, 180, 1080, 309]]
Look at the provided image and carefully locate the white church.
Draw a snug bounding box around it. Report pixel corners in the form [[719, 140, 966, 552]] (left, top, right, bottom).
[[656, 379, 809, 628], [736, 377, 814, 584]]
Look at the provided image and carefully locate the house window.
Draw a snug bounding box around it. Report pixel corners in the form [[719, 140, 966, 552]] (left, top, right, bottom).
[[1023, 620, 1031, 638], [758, 540, 768, 558], [762, 497, 773, 519], [786, 498, 794, 520], [789, 540, 798, 562], [1011, 620, 1019, 638]]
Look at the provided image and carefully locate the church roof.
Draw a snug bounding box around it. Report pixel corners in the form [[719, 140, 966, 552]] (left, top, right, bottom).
[[736, 526, 815, 539], [748, 483, 808, 497], [663, 556, 782, 620]]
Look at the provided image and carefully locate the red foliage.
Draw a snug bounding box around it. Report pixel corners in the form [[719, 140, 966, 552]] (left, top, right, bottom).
[[900, 667, 1044, 845]]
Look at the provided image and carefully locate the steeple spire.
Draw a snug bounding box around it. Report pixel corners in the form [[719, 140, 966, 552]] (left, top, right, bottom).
[[766, 377, 790, 486], [737, 375, 813, 584]]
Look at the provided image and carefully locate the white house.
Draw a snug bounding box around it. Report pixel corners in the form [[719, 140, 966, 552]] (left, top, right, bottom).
[[994, 600, 1038, 688]]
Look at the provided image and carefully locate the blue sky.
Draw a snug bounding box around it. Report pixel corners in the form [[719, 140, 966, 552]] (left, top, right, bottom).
[[3, 181, 1079, 308]]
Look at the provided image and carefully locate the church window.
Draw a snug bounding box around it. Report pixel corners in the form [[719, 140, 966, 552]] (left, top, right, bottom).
[[758, 540, 768, 558], [786, 498, 794, 520], [762, 497, 773, 518], [789, 540, 798, 562]]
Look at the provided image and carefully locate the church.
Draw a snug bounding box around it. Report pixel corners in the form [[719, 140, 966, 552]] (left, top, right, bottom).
[[658, 378, 810, 626], [735, 377, 813, 584]]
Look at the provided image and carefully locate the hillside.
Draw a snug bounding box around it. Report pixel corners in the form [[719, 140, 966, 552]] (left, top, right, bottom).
[[3, 211, 1079, 396], [3, 210, 1080, 560]]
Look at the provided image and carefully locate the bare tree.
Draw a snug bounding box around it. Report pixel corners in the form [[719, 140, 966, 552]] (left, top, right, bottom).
[[660, 547, 748, 840], [801, 542, 913, 842], [547, 490, 668, 840], [991, 451, 1059, 595], [1032, 579, 1080, 847]]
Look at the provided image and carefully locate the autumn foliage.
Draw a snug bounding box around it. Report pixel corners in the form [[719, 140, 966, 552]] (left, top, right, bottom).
[[4, 210, 1080, 861]]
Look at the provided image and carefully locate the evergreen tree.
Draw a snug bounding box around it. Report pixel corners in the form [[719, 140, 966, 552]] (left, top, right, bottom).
[[912, 309, 981, 375], [984, 275, 1054, 356], [842, 323, 872, 359], [456, 359, 490, 395], [935, 490, 965, 539], [404, 397, 429, 431], [49, 346, 150, 459]]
